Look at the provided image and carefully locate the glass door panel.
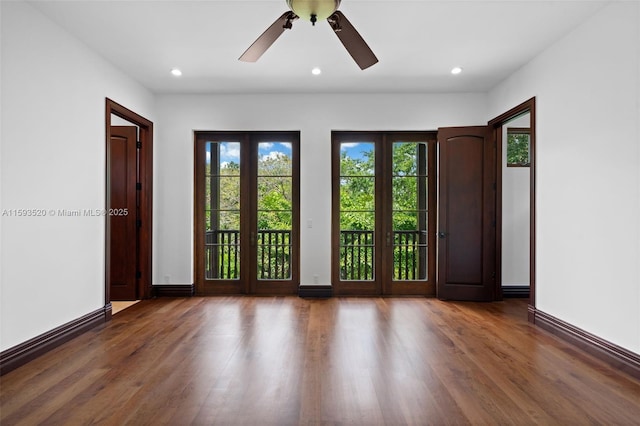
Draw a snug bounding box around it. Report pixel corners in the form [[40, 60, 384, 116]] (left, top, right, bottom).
[[332, 132, 435, 296], [205, 141, 241, 281], [338, 142, 376, 283], [196, 132, 299, 295], [256, 141, 293, 281], [391, 142, 428, 282]]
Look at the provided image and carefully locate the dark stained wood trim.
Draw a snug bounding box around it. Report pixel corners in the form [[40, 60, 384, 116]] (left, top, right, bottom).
[[105, 98, 154, 303], [502, 285, 530, 298], [532, 307, 640, 380], [489, 97, 536, 315], [0, 307, 108, 376], [298, 285, 333, 298], [153, 284, 195, 297]]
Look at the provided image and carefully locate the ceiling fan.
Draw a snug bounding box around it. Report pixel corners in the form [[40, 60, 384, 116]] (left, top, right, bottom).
[[239, 0, 378, 70]]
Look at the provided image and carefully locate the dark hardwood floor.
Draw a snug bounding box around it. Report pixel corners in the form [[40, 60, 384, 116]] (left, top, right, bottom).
[[1, 297, 639, 425]]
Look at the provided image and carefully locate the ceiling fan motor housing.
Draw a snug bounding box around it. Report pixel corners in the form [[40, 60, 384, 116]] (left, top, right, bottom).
[[286, 0, 341, 22]]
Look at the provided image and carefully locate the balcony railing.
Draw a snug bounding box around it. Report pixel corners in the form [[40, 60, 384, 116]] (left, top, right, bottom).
[[206, 229, 426, 282], [339, 230, 427, 281], [205, 230, 291, 280]]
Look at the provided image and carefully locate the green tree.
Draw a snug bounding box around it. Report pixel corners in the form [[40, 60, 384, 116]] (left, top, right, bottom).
[[507, 133, 530, 165]]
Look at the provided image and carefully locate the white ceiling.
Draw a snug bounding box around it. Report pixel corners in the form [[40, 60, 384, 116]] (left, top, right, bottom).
[[28, 0, 608, 94]]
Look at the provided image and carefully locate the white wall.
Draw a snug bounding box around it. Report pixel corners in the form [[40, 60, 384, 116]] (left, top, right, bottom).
[[502, 114, 530, 286], [154, 93, 487, 287], [0, 1, 155, 351], [488, 2, 640, 353]]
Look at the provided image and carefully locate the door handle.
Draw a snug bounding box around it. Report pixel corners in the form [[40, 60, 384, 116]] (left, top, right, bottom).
[[438, 231, 447, 239], [386, 232, 391, 246]]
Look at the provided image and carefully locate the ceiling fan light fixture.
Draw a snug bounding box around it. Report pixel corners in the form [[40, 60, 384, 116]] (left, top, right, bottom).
[[286, 0, 341, 22], [311, 67, 322, 75], [451, 66, 463, 75], [170, 68, 182, 77], [239, 0, 377, 70]]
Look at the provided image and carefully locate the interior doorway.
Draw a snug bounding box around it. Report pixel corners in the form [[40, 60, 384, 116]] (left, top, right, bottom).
[[105, 99, 153, 317], [489, 97, 536, 320]]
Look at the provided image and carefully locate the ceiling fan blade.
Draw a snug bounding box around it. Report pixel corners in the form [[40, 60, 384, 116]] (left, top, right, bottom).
[[239, 11, 298, 62], [327, 11, 378, 70]]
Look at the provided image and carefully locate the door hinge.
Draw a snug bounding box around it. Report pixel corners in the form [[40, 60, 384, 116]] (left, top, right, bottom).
[[136, 271, 142, 279], [492, 219, 496, 227], [136, 182, 142, 190], [136, 141, 142, 149], [492, 182, 497, 190], [136, 219, 142, 228]]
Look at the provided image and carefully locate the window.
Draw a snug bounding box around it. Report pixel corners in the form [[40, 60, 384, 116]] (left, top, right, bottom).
[[507, 128, 531, 167]]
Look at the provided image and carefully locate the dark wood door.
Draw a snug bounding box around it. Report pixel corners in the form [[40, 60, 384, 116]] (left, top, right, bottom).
[[437, 126, 496, 301], [109, 126, 138, 300]]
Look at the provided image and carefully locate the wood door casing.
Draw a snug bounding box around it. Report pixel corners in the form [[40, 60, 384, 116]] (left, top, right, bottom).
[[437, 126, 496, 301], [105, 98, 153, 310], [109, 126, 138, 301]]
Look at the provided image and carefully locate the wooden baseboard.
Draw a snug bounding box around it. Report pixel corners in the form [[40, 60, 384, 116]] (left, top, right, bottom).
[[502, 285, 530, 298], [298, 285, 332, 298], [0, 306, 108, 376], [532, 308, 640, 380], [153, 284, 195, 297]]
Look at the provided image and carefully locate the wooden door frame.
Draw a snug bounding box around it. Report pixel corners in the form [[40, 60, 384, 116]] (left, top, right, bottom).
[[488, 97, 536, 321], [193, 131, 300, 295], [331, 131, 437, 296], [105, 98, 153, 318]]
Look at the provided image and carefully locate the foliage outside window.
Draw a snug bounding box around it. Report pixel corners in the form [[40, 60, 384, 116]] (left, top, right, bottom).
[[507, 128, 530, 167], [338, 141, 427, 281]]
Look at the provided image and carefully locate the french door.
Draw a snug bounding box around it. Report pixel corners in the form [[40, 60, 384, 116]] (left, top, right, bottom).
[[331, 132, 437, 296], [194, 131, 300, 295]]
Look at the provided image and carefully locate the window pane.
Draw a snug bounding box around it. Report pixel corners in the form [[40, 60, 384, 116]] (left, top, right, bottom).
[[216, 176, 240, 210], [340, 211, 374, 231], [258, 211, 292, 231], [257, 229, 291, 280], [392, 211, 427, 281], [507, 132, 530, 166], [258, 177, 292, 210], [392, 142, 422, 176], [339, 229, 375, 281], [205, 230, 240, 280], [205, 210, 240, 282], [340, 176, 375, 211], [258, 142, 292, 175], [340, 142, 375, 176], [217, 141, 241, 174], [392, 176, 427, 211]]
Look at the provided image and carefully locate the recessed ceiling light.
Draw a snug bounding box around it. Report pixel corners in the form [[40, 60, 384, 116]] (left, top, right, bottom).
[[311, 67, 322, 76], [170, 68, 182, 77], [451, 66, 463, 75]]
